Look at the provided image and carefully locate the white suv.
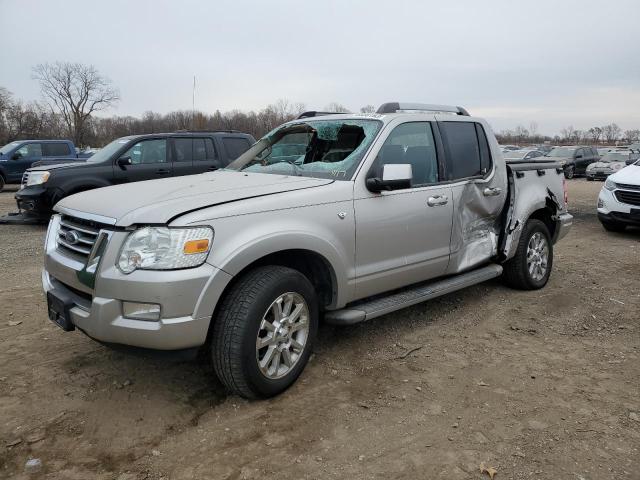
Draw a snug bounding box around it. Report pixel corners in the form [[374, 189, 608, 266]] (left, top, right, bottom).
[[597, 159, 640, 231]]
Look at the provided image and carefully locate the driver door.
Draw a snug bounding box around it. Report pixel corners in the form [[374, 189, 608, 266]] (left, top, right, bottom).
[[354, 121, 453, 299], [8, 142, 41, 182], [113, 138, 172, 183]]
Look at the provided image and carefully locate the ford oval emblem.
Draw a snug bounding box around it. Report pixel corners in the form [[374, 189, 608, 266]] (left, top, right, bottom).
[[65, 230, 80, 245]]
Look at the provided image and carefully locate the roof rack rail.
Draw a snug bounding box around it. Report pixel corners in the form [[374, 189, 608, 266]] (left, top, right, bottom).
[[376, 102, 470, 116], [296, 111, 348, 119], [172, 129, 243, 134]]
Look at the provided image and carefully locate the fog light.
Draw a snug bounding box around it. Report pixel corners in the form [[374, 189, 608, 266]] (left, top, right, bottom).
[[597, 198, 604, 208], [122, 301, 161, 321]]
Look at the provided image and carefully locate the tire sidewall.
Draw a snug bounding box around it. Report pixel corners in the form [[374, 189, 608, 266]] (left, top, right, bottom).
[[0, 175, 5, 192], [240, 269, 319, 397], [522, 221, 553, 289], [564, 165, 574, 179]]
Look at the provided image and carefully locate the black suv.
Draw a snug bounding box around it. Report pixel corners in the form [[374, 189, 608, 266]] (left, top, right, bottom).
[[545, 145, 599, 179], [15, 131, 255, 218]]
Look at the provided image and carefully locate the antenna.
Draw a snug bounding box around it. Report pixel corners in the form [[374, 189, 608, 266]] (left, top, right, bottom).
[[191, 75, 196, 129]]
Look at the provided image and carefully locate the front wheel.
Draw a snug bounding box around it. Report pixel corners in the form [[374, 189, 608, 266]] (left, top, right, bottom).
[[211, 266, 318, 399], [0, 175, 5, 192], [502, 219, 553, 290]]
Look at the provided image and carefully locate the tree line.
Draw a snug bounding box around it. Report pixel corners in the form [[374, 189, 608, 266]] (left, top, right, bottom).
[[1, 61, 638, 148], [495, 122, 639, 146]]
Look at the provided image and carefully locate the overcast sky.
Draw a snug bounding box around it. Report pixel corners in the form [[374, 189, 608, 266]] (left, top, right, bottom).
[[1, 0, 639, 135]]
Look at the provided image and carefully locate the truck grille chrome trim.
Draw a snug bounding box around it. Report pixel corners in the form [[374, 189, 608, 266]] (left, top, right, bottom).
[[56, 214, 110, 262], [21, 171, 29, 187]]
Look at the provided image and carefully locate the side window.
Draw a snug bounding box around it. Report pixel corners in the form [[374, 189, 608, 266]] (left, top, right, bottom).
[[204, 138, 217, 160], [222, 137, 251, 160], [123, 139, 167, 165], [42, 143, 71, 157], [575, 148, 583, 158], [441, 122, 490, 180], [174, 138, 193, 162], [193, 138, 207, 161], [374, 122, 438, 186], [16, 143, 42, 159], [475, 124, 493, 174]]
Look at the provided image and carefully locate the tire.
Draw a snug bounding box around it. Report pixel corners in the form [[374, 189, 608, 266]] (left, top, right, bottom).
[[586, 177, 594, 181], [564, 165, 575, 179], [502, 219, 553, 290], [0, 174, 5, 192], [601, 220, 626, 233], [211, 265, 319, 399]]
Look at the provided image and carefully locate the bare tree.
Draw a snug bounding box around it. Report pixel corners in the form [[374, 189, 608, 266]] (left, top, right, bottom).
[[360, 105, 376, 114], [560, 125, 575, 143], [602, 123, 621, 144], [32, 62, 119, 146], [324, 102, 351, 113], [588, 126, 603, 145], [623, 129, 640, 143]]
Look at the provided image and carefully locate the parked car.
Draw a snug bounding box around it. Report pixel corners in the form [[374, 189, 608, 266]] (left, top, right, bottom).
[[15, 130, 255, 219], [0, 139, 89, 191], [503, 149, 544, 161], [500, 145, 520, 152], [534, 145, 554, 155], [597, 147, 613, 157], [545, 145, 599, 179], [586, 151, 633, 180], [597, 158, 640, 231], [40, 102, 572, 398]]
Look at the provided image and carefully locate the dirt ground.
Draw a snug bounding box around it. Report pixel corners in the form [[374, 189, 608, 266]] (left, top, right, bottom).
[[0, 180, 638, 480]]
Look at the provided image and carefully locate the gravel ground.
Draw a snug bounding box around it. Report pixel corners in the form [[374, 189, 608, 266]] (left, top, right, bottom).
[[0, 180, 638, 480]]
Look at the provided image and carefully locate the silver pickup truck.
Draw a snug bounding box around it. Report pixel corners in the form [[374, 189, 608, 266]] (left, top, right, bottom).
[[43, 103, 572, 398]]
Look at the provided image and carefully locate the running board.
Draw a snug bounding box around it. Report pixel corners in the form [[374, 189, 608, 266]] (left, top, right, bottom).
[[324, 264, 503, 325]]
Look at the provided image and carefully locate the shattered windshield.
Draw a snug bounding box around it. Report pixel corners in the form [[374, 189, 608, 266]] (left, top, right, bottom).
[[547, 147, 576, 157], [227, 119, 382, 180]]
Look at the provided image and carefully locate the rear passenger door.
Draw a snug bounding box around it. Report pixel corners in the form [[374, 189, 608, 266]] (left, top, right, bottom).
[[438, 120, 506, 272], [354, 121, 453, 299], [220, 136, 252, 166]]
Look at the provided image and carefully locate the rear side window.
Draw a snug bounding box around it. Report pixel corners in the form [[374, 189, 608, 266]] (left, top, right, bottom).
[[440, 122, 492, 180], [174, 138, 193, 162], [222, 137, 251, 160], [42, 143, 71, 157], [204, 138, 217, 160]]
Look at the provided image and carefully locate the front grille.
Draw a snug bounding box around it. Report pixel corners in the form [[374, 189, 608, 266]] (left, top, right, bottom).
[[56, 215, 109, 261], [616, 182, 640, 191], [615, 190, 640, 206]]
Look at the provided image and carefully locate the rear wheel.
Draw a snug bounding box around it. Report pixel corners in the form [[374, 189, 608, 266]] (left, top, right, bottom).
[[211, 266, 318, 399], [502, 219, 553, 290], [601, 220, 626, 232], [0, 174, 5, 192], [564, 165, 575, 179]]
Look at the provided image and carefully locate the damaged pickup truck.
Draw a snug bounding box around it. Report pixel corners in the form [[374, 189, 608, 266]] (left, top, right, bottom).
[[42, 102, 572, 398]]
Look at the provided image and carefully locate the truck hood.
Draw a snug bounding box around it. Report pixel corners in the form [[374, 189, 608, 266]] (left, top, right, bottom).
[[610, 164, 640, 185], [55, 170, 334, 226], [29, 161, 89, 172]]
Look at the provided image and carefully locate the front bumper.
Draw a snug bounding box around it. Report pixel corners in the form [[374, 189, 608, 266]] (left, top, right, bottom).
[[597, 211, 640, 227], [586, 171, 612, 180], [42, 215, 233, 350], [15, 185, 55, 216]]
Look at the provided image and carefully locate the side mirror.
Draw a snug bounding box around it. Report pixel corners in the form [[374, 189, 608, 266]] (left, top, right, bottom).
[[117, 156, 132, 168], [11, 152, 22, 160], [366, 164, 412, 193]]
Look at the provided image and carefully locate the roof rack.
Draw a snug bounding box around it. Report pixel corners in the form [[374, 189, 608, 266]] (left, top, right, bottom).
[[172, 129, 243, 134], [296, 111, 348, 119], [376, 102, 470, 116]]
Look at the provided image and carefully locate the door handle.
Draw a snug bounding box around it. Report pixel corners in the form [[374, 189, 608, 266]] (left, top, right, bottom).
[[427, 195, 449, 207], [483, 187, 502, 196], [156, 168, 171, 175]]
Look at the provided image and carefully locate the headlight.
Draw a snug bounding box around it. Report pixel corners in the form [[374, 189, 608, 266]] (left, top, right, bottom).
[[604, 178, 617, 191], [117, 226, 214, 274], [26, 171, 50, 186]]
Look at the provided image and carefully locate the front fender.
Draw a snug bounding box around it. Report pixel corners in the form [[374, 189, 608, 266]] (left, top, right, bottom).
[[199, 204, 355, 309]]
